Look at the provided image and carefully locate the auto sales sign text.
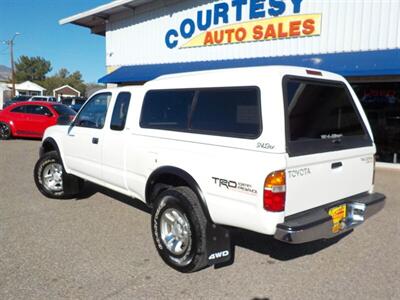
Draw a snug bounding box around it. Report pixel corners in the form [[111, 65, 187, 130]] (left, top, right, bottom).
[[165, 0, 321, 49]]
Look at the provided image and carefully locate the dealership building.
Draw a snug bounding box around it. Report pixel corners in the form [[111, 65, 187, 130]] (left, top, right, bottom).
[[61, 0, 400, 165]]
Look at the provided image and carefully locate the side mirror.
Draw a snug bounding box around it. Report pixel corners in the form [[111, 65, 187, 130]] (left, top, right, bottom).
[[57, 115, 75, 126]]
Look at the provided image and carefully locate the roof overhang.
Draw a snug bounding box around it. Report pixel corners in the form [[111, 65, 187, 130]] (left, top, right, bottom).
[[98, 50, 400, 84], [59, 0, 154, 35]]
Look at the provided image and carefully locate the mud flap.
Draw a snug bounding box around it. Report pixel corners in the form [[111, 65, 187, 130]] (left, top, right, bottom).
[[206, 223, 234, 268], [62, 173, 82, 195]]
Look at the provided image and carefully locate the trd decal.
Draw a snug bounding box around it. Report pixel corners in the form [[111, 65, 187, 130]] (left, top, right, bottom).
[[212, 177, 257, 195]]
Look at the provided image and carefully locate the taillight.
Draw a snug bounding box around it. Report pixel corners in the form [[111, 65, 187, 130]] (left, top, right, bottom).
[[264, 170, 286, 212]]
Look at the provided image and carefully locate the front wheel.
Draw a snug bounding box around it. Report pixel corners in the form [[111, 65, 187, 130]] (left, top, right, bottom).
[[151, 186, 209, 273], [34, 151, 83, 199]]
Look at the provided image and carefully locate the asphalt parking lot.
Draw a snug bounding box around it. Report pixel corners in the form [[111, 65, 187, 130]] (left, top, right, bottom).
[[0, 139, 399, 300]]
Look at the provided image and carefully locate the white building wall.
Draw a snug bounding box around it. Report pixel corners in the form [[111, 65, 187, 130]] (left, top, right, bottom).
[[105, 0, 400, 69]]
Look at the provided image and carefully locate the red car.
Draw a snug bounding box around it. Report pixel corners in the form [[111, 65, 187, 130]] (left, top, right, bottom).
[[0, 101, 76, 139]]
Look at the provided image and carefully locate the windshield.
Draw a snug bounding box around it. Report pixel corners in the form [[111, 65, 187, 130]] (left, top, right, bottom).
[[52, 104, 76, 116], [285, 77, 372, 156]]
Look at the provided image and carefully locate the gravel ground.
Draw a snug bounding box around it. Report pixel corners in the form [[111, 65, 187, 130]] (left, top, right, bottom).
[[0, 139, 399, 300]]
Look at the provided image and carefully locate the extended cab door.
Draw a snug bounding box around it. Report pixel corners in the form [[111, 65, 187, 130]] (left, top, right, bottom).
[[63, 92, 112, 181], [102, 92, 131, 190]]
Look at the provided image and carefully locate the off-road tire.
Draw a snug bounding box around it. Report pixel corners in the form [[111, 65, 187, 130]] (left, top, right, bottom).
[[34, 151, 83, 199], [151, 186, 208, 273]]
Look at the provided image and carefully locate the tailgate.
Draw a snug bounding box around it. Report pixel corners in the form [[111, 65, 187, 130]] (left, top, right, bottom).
[[285, 149, 374, 216], [283, 76, 375, 216]]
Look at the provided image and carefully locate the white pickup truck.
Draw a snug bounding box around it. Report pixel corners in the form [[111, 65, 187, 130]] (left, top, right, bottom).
[[34, 66, 385, 272]]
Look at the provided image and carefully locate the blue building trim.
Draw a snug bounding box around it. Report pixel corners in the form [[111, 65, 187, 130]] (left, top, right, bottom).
[[99, 49, 400, 84]]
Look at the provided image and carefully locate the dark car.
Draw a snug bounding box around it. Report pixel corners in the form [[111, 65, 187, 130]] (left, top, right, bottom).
[[2, 95, 32, 109], [0, 102, 76, 140], [61, 97, 87, 112]]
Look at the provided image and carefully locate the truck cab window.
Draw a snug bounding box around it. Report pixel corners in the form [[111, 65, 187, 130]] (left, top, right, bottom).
[[111, 92, 131, 131], [74, 92, 111, 129]]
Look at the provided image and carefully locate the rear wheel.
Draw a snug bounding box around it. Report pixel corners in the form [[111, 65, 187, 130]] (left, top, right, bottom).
[[34, 151, 83, 199], [151, 186, 209, 273], [0, 122, 11, 140]]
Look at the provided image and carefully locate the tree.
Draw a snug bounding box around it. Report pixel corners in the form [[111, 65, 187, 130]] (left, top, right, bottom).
[[15, 56, 52, 82], [56, 68, 69, 79], [41, 68, 86, 96]]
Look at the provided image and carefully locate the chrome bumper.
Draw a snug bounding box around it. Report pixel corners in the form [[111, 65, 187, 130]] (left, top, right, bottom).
[[274, 192, 385, 244]]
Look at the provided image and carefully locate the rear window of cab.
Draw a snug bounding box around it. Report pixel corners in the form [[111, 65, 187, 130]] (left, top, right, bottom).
[[140, 87, 262, 139]]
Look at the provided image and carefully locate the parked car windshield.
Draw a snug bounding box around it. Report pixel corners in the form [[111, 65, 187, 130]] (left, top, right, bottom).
[[52, 104, 76, 116]]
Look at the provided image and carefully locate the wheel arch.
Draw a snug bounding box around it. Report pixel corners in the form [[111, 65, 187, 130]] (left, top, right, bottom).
[[40, 137, 61, 157], [146, 166, 212, 221]]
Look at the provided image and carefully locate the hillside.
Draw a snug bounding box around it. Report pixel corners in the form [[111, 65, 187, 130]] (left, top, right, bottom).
[[0, 65, 11, 82]]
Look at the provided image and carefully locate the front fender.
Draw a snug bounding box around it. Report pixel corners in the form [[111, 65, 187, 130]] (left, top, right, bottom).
[[41, 126, 70, 173]]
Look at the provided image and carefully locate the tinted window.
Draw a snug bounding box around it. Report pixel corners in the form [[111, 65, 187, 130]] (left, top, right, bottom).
[[12, 95, 31, 102], [52, 105, 76, 116], [191, 88, 261, 138], [74, 93, 111, 129], [62, 98, 73, 105], [11, 106, 26, 113], [141, 90, 195, 130], [26, 105, 52, 116], [287, 81, 365, 140], [285, 78, 372, 156], [111, 92, 131, 131]]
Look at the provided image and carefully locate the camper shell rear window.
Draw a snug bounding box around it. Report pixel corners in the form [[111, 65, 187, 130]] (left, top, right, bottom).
[[283, 76, 373, 156]]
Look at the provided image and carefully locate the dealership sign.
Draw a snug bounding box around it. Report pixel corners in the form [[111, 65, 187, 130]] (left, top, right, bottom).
[[165, 0, 321, 49]]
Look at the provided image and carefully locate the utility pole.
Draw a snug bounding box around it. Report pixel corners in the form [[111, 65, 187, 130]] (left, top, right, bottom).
[[3, 33, 21, 97]]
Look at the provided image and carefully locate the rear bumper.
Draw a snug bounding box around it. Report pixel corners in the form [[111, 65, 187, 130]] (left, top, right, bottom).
[[274, 192, 385, 244]]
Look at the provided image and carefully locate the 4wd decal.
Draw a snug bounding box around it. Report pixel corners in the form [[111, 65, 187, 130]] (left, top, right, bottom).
[[212, 177, 258, 195], [208, 250, 230, 261]]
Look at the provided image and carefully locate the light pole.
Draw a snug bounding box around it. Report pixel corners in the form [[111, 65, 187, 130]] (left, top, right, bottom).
[[3, 33, 21, 97]]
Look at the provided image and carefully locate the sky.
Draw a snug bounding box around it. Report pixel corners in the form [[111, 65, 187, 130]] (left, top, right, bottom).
[[0, 0, 110, 83]]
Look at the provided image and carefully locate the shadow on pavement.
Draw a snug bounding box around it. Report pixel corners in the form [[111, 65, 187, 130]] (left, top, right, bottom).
[[76, 182, 350, 262], [231, 227, 352, 261], [76, 181, 151, 214]]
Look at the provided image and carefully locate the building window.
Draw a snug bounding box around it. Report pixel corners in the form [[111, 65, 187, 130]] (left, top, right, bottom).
[[352, 82, 400, 164]]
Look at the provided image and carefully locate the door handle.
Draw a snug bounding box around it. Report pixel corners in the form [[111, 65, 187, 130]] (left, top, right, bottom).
[[92, 137, 99, 144], [331, 162, 342, 169]]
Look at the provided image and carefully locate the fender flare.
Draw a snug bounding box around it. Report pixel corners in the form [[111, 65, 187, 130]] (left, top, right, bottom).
[[146, 166, 212, 221], [40, 137, 61, 157]]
